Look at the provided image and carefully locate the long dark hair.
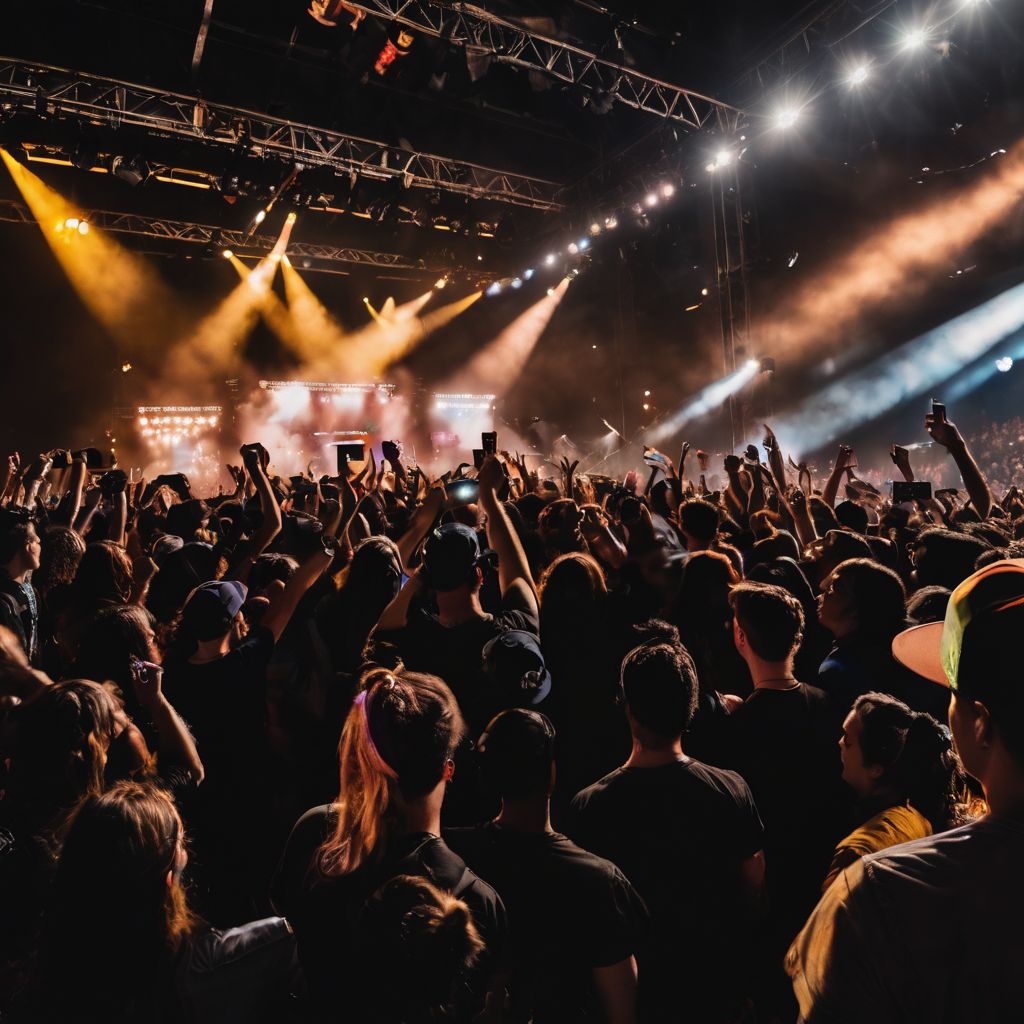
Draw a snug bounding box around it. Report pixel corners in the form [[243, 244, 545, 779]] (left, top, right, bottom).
[[318, 668, 464, 877], [853, 691, 969, 831], [34, 781, 200, 1022]]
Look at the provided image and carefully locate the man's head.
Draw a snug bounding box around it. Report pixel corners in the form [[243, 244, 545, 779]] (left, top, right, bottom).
[[834, 499, 869, 535], [620, 640, 699, 745], [0, 510, 41, 576], [893, 559, 1024, 793], [481, 630, 552, 710], [678, 499, 719, 550], [476, 708, 556, 801], [911, 527, 992, 591], [815, 529, 872, 580], [181, 580, 248, 642], [818, 558, 906, 640], [422, 523, 488, 594], [730, 581, 805, 665]]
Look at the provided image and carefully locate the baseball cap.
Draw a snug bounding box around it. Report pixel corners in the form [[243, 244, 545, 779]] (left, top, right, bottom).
[[481, 630, 552, 706], [892, 558, 1024, 690], [182, 580, 248, 637], [423, 523, 491, 592]]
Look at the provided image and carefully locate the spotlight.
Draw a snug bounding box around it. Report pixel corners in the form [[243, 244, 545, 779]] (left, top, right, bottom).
[[773, 108, 801, 129], [604, 215, 618, 229], [746, 358, 759, 370], [590, 222, 602, 235], [510, 278, 523, 289], [644, 192, 659, 207], [996, 357, 1014, 373], [705, 163, 717, 173], [644, 389, 651, 397], [286, 211, 297, 224], [110, 154, 150, 186], [222, 249, 234, 259], [660, 183, 675, 198], [544, 253, 556, 266], [523, 268, 535, 281], [547, 288, 555, 297], [486, 282, 503, 296], [54, 219, 64, 232], [900, 27, 928, 50], [434, 277, 448, 289], [65, 217, 80, 230], [847, 65, 870, 86], [362, 296, 370, 303], [77, 220, 89, 235], [643, 403, 650, 411], [568, 242, 579, 255], [701, 288, 709, 296], [121, 362, 132, 373], [578, 238, 590, 251], [254, 209, 267, 225], [715, 150, 733, 167]]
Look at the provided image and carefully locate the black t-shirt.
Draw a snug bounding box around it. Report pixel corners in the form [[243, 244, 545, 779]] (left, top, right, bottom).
[[446, 822, 649, 1023], [566, 758, 764, 1022], [274, 805, 507, 1023]]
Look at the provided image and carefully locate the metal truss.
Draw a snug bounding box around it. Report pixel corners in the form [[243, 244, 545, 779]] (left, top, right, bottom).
[[334, 1, 742, 131], [0, 57, 563, 211], [0, 197, 450, 271]]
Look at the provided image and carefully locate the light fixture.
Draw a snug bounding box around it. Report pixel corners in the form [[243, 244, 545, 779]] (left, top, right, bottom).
[[568, 242, 579, 255], [644, 389, 651, 397], [65, 217, 80, 230], [700, 287, 709, 296], [900, 26, 928, 50], [434, 276, 448, 289], [222, 249, 234, 259], [590, 222, 602, 235], [286, 211, 297, 224], [510, 277, 523, 289], [644, 192, 659, 207], [544, 253, 556, 266], [578, 238, 590, 251], [847, 65, 870, 86], [254, 209, 267, 224], [523, 268, 534, 280], [746, 358, 760, 370], [77, 220, 89, 235], [642, 403, 650, 411], [548, 288, 556, 296], [773, 108, 801, 129], [486, 282, 502, 296], [996, 357, 1014, 373], [121, 362, 132, 373], [362, 296, 370, 303], [604, 215, 618, 229], [660, 183, 675, 198], [715, 150, 733, 167]]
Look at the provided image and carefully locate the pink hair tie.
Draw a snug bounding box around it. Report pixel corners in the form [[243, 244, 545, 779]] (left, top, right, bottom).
[[354, 687, 399, 780]]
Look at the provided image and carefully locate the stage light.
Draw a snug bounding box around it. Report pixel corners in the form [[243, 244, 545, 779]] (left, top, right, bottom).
[[578, 238, 590, 251], [545, 253, 556, 266], [997, 357, 1014, 372], [222, 249, 234, 259], [77, 220, 89, 235], [604, 215, 618, 229], [773, 108, 801, 129], [121, 362, 132, 373], [362, 296, 370, 303], [548, 288, 556, 297], [746, 358, 759, 371], [511, 278, 523, 289], [705, 163, 717, 173], [644, 389, 651, 397], [286, 211, 297, 224], [434, 277, 448, 289], [568, 242, 579, 254], [254, 209, 267, 225], [523, 269, 534, 280], [660, 183, 675, 198], [715, 150, 733, 167], [900, 27, 928, 51], [486, 282, 502, 296], [644, 192, 659, 207], [643, 403, 650, 411], [701, 288, 709, 296], [65, 217, 79, 230], [847, 65, 870, 86], [590, 222, 602, 235]]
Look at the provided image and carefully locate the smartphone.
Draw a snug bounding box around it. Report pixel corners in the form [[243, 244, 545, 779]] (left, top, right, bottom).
[[481, 431, 497, 456], [473, 448, 485, 470], [335, 442, 365, 474], [448, 479, 480, 507], [892, 481, 932, 503], [931, 399, 946, 422]]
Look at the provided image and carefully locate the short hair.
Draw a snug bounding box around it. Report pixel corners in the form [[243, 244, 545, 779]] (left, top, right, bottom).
[[831, 558, 907, 636], [729, 581, 805, 661], [824, 529, 872, 565], [620, 641, 699, 738], [835, 500, 869, 535], [678, 499, 719, 543], [906, 585, 951, 625], [0, 516, 33, 566], [913, 528, 992, 590], [476, 708, 555, 799]]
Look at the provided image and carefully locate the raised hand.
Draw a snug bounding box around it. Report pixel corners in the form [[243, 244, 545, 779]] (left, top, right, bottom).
[[924, 413, 963, 451]]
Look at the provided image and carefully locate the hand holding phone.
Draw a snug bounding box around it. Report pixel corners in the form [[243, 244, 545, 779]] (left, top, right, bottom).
[[447, 479, 480, 508]]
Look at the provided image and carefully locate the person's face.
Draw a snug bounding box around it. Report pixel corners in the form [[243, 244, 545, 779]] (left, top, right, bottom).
[[23, 525, 42, 571], [818, 569, 855, 637], [839, 710, 882, 796]]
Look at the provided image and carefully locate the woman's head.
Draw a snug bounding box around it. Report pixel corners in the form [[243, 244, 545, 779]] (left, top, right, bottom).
[[35, 526, 86, 594], [675, 551, 739, 625], [345, 536, 403, 606], [358, 874, 484, 1020], [39, 782, 197, 1015], [539, 552, 607, 622], [72, 541, 133, 607], [72, 605, 159, 689], [817, 558, 906, 639], [840, 691, 966, 830], [319, 669, 464, 876]]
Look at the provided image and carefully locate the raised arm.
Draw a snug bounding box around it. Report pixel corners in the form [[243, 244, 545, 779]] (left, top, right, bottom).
[[229, 443, 283, 585], [926, 410, 993, 519], [260, 543, 333, 643], [130, 659, 204, 785], [478, 456, 538, 619], [822, 445, 853, 509], [396, 486, 444, 571]]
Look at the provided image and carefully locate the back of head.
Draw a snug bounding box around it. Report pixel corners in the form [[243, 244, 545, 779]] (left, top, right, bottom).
[[853, 692, 965, 830], [423, 523, 485, 593], [345, 536, 403, 604], [824, 529, 872, 566], [72, 541, 133, 607], [477, 708, 556, 800], [539, 551, 607, 627], [730, 581, 805, 662], [678, 499, 719, 544], [914, 527, 992, 590], [906, 585, 951, 625], [321, 669, 465, 875], [180, 579, 247, 643], [358, 874, 485, 1022], [620, 641, 699, 740], [834, 500, 869, 535], [834, 557, 907, 637], [36, 526, 86, 594], [72, 604, 153, 688], [676, 551, 738, 624]]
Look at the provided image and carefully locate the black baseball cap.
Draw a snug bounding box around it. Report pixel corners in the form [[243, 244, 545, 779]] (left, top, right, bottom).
[[423, 523, 492, 592], [481, 630, 552, 706], [182, 580, 248, 638]]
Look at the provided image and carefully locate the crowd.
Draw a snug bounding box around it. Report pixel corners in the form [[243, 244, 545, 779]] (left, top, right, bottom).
[[1, 404, 1022, 1024]]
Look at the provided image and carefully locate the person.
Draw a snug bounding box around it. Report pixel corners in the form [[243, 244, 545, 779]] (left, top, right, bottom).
[[447, 709, 648, 1023], [723, 583, 845, 931], [817, 558, 947, 719], [32, 525, 85, 675], [0, 509, 41, 662], [20, 781, 298, 1024], [787, 558, 1024, 1022], [271, 668, 507, 1022], [676, 498, 719, 552], [565, 638, 765, 1023], [163, 538, 332, 924], [56, 540, 134, 660], [824, 691, 969, 890], [370, 456, 539, 710]]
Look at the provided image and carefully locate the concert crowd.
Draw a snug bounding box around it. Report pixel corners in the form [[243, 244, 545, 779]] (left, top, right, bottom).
[[1, 403, 1021, 1024]]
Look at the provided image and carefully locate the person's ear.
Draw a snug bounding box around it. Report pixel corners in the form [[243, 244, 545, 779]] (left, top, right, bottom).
[[865, 761, 886, 784], [973, 700, 994, 749], [165, 869, 174, 890]]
